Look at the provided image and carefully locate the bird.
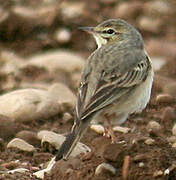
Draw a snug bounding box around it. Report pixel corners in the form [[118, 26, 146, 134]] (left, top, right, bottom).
[[56, 19, 154, 161]]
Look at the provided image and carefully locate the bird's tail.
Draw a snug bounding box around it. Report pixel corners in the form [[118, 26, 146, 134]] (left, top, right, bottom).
[[56, 121, 88, 161]]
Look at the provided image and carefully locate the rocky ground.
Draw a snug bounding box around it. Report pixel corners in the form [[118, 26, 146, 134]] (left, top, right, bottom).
[[0, 0, 176, 179]]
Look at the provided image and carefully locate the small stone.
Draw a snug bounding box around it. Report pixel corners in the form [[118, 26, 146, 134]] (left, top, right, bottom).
[[133, 154, 147, 162], [144, 138, 155, 145], [7, 138, 35, 152], [139, 162, 145, 168], [90, 124, 105, 135], [0, 88, 60, 122], [172, 124, 176, 136], [113, 126, 131, 133], [156, 94, 175, 104], [38, 130, 91, 157], [95, 163, 117, 176], [153, 170, 163, 177], [147, 121, 162, 133], [55, 28, 71, 44]]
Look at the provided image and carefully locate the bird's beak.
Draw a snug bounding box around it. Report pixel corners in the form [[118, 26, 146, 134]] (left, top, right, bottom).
[[78, 26, 95, 34]]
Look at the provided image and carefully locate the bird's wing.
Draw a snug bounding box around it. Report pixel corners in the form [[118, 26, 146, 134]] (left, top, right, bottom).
[[76, 47, 151, 122]]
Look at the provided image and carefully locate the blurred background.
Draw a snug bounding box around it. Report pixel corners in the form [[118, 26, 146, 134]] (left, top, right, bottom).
[[0, 0, 176, 179], [0, 0, 176, 92]]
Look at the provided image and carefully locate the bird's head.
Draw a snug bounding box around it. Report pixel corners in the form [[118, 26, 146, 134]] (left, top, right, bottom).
[[79, 19, 143, 48]]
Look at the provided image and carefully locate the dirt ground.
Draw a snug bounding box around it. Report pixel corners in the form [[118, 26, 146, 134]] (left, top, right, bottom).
[[0, 0, 176, 180]]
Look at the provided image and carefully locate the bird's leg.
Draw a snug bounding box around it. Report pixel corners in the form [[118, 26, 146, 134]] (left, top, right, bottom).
[[104, 114, 117, 143]]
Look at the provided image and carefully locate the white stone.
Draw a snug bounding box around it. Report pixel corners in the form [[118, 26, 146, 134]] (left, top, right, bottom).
[[95, 163, 117, 176], [113, 126, 131, 133], [0, 88, 60, 122], [90, 124, 105, 134], [7, 138, 35, 152], [139, 162, 145, 168], [144, 138, 155, 145], [38, 130, 91, 157]]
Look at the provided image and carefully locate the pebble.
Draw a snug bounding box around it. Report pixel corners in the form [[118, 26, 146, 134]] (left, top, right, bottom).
[[139, 162, 145, 168], [133, 154, 147, 162], [95, 163, 117, 176], [147, 121, 162, 133], [38, 130, 91, 157], [172, 124, 176, 136], [156, 94, 175, 104], [55, 28, 71, 44], [0, 88, 60, 122], [90, 124, 105, 135], [144, 138, 155, 145], [113, 126, 131, 134], [7, 138, 35, 152]]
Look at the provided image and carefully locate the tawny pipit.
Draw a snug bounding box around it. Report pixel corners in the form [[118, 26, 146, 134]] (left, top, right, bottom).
[[56, 19, 154, 161]]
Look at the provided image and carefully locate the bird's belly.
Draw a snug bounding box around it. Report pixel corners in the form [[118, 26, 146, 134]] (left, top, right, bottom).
[[104, 69, 153, 122]]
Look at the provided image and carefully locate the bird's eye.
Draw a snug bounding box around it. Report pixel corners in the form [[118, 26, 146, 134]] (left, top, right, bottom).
[[102, 29, 115, 34], [107, 29, 115, 34]]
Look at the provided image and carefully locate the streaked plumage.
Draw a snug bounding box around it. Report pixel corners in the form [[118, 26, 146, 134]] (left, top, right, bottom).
[[56, 19, 154, 161]]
